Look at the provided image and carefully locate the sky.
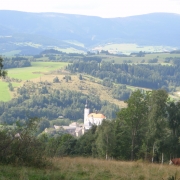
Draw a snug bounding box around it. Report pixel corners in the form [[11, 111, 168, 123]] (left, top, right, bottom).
[[1, 0, 180, 18]]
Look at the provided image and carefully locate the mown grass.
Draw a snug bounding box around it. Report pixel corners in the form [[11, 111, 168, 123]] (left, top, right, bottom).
[[0, 62, 68, 102], [0, 81, 11, 101], [7, 62, 68, 80], [101, 53, 180, 64], [0, 81, 22, 102], [1, 157, 180, 180]]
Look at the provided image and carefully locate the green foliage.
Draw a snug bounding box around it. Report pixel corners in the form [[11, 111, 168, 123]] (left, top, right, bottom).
[[0, 117, 48, 167], [53, 76, 60, 83], [67, 60, 180, 90], [0, 85, 119, 124], [111, 85, 131, 101], [8, 82, 14, 91], [0, 56, 7, 78], [95, 120, 115, 159], [42, 133, 77, 157], [75, 125, 97, 157]]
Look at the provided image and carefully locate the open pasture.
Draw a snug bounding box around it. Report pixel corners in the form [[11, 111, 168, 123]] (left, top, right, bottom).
[[0, 81, 11, 102], [0, 62, 68, 102], [101, 53, 180, 64], [93, 43, 178, 54], [0, 157, 180, 180], [7, 62, 68, 80], [0, 81, 26, 102]]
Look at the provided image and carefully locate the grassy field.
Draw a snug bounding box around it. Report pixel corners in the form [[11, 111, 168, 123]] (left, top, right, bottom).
[[1, 50, 21, 56], [0, 81, 11, 101], [99, 52, 180, 64], [0, 81, 25, 102], [0, 62, 68, 102], [93, 43, 178, 54], [7, 62, 68, 80], [0, 157, 180, 180], [32, 73, 127, 108]]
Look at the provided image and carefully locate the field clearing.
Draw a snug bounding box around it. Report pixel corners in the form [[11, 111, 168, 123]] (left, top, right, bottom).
[[0, 157, 180, 179], [93, 43, 178, 54], [63, 40, 85, 47], [32, 74, 127, 108], [0, 81, 11, 101], [1, 50, 21, 56], [0, 62, 68, 101], [7, 62, 68, 80], [55, 47, 85, 54], [101, 53, 180, 64], [0, 81, 23, 102]]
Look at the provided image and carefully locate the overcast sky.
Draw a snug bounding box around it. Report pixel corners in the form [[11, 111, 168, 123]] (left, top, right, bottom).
[[1, 0, 180, 18]]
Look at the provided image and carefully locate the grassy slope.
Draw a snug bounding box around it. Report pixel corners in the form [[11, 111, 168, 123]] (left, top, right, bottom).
[[7, 62, 68, 80], [0, 81, 11, 101], [99, 53, 180, 64], [32, 73, 127, 108], [0, 62, 68, 102], [0, 157, 180, 180]]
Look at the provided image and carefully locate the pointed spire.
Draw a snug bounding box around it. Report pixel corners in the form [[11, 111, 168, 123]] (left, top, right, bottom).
[[85, 100, 88, 108]]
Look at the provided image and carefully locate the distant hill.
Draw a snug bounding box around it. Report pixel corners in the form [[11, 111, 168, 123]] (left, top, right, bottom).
[[0, 10, 180, 55]]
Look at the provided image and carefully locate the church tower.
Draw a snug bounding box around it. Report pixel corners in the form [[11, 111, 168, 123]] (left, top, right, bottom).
[[84, 100, 90, 128]]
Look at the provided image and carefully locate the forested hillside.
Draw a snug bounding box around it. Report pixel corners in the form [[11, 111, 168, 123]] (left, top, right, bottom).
[[67, 59, 180, 90], [0, 82, 119, 126]]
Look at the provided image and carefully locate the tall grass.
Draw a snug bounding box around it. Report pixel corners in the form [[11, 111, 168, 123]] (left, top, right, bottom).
[[1, 157, 180, 179]]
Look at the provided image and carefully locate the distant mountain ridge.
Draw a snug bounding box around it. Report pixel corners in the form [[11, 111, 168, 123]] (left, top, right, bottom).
[[0, 10, 180, 54]]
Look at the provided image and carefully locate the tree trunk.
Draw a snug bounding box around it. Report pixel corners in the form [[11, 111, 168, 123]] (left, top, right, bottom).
[[161, 153, 164, 164], [106, 134, 108, 160], [152, 143, 155, 163], [131, 131, 135, 161]]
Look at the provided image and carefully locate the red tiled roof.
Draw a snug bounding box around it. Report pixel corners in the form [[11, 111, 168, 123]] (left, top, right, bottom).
[[88, 113, 106, 119]]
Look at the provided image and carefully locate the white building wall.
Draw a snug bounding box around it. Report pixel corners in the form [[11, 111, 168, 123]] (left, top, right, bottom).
[[84, 108, 90, 126]]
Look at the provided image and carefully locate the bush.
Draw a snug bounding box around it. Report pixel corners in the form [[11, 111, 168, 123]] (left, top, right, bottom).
[[0, 118, 48, 168]]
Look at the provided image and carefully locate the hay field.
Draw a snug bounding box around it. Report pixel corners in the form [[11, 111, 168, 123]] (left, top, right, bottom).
[[7, 62, 68, 80], [1, 157, 179, 180], [52, 157, 180, 180]]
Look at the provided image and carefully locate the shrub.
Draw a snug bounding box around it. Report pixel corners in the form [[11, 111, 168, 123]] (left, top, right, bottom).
[[0, 118, 48, 168]]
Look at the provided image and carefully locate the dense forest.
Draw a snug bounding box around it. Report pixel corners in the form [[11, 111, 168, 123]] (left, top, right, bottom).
[[67, 59, 180, 90], [0, 81, 119, 126], [3, 57, 31, 68], [37, 89, 180, 162], [1, 89, 180, 167]]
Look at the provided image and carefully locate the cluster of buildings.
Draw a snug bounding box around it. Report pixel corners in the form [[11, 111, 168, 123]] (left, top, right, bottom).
[[51, 102, 106, 137]]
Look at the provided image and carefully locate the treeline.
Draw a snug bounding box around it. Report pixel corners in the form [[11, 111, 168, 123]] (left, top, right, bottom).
[[1, 89, 180, 167], [67, 60, 180, 90], [38, 89, 180, 163], [0, 82, 119, 125], [3, 57, 31, 68]]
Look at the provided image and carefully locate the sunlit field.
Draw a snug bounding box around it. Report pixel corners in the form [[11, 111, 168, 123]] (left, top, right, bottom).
[[0, 62, 68, 101], [7, 62, 68, 80], [0, 157, 180, 180]]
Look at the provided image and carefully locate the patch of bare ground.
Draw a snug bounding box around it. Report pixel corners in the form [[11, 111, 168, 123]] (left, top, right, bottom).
[[32, 74, 127, 108]]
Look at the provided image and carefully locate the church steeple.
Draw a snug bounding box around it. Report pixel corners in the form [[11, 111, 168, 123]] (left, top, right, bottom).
[[85, 100, 88, 108]]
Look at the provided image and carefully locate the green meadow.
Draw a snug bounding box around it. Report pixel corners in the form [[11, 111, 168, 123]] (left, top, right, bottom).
[[101, 53, 180, 64], [8, 62, 68, 80], [0, 81, 11, 101], [0, 62, 68, 102]]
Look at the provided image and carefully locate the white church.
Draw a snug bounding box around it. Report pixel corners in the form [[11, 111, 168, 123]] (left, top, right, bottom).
[[84, 102, 106, 130], [53, 102, 106, 137]]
